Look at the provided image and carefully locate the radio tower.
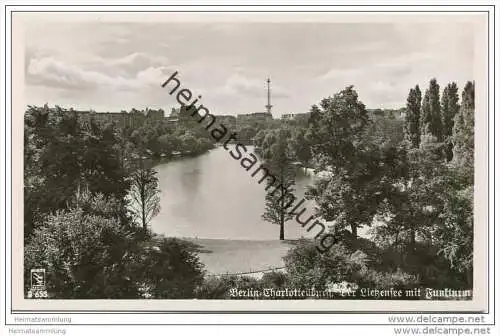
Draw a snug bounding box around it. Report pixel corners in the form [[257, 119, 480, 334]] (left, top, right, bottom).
[[265, 77, 273, 115]]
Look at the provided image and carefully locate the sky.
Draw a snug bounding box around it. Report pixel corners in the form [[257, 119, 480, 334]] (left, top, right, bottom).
[[24, 19, 476, 117]]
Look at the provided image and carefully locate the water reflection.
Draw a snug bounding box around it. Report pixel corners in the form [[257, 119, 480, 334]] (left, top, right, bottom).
[[151, 146, 315, 240]]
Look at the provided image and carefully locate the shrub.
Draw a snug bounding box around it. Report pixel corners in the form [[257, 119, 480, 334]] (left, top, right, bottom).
[[284, 239, 368, 291], [260, 271, 288, 288], [283, 238, 419, 299], [134, 238, 205, 299], [25, 193, 206, 299], [24, 208, 140, 299], [195, 275, 261, 299], [357, 268, 419, 291]]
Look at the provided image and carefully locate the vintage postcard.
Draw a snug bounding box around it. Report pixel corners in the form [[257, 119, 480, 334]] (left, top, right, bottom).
[[8, 9, 491, 314]]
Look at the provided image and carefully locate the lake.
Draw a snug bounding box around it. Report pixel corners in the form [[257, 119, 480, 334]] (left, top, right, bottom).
[[150, 145, 317, 241]]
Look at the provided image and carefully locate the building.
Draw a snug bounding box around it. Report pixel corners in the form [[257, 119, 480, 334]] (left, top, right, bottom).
[[145, 108, 164, 121], [281, 113, 295, 121], [281, 112, 311, 124], [72, 108, 162, 129], [237, 112, 272, 121], [367, 108, 406, 120]]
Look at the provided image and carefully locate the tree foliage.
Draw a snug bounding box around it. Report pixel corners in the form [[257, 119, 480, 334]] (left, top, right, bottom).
[[441, 82, 460, 161], [128, 167, 161, 231], [404, 85, 422, 148], [133, 238, 205, 298], [290, 128, 312, 168], [452, 81, 475, 178], [420, 79, 443, 143], [23, 77, 476, 299], [24, 107, 130, 239], [306, 86, 386, 237], [24, 205, 140, 299], [306, 86, 370, 170], [260, 127, 297, 240]]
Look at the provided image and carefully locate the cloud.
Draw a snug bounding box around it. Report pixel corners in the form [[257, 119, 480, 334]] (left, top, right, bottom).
[[27, 56, 171, 91], [23, 20, 476, 114], [94, 52, 170, 76]]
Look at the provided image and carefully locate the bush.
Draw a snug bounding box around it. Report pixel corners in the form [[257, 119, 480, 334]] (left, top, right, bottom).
[[134, 238, 205, 299], [25, 193, 206, 299], [283, 238, 419, 299], [194, 275, 262, 299], [260, 271, 288, 288], [284, 239, 367, 291], [24, 208, 140, 299], [357, 268, 419, 291]]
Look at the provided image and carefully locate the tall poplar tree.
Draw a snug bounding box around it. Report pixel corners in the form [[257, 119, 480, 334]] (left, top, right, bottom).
[[404, 85, 422, 148], [441, 82, 460, 161], [415, 85, 422, 111], [420, 89, 431, 139], [452, 81, 475, 176], [421, 79, 443, 143]]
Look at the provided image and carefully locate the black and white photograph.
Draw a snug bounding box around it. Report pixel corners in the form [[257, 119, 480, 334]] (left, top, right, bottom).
[[6, 7, 493, 319]]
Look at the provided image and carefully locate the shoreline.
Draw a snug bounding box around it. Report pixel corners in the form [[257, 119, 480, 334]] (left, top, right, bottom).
[[157, 236, 296, 277]]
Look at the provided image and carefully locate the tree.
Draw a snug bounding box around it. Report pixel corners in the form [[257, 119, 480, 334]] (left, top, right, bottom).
[[435, 182, 473, 284], [263, 178, 295, 241], [260, 127, 296, 240], [306, 86, 379, 238], [307, 86, 370, 170], [253, 129, 267, 149], [178, 132, 199, 154], [291, 128, 312, 169], [375, 136, 446, 255], [128, 166, 161, 231], [365, 114, 405, 148], [24, 108, 84, 238], [452, 81, 475, 178], [404, 85, 422, 148], [24, 202, 141, 299], [81, 120, 130, 202], [306, 144, 391, 238], [284, 239, 365, 291], [415, 85, 422, 115], [25, 190, 206, 299], [420, 89, 431, 139], [421, 79, 443, 142], [370, 131, 473, 287], [283, 239, 418, 294], [441, 82, 460, 161], [134, 238, 205, 298], [156, 134, 177, 155], [24, 107, 132, 239]]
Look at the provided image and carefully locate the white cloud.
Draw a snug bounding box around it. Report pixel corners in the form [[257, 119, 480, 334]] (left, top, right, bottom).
[[95, 52, 169, 76], [24, 20, 477, 114], [27, 56, 170, 91], [27, 57, 115, 89]]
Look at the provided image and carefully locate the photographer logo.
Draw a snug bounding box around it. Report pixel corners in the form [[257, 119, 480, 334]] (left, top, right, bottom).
[[27, 268, 48, 298]]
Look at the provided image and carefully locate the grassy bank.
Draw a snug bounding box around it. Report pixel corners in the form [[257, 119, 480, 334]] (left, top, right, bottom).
[[183, 238, 295, 276]]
